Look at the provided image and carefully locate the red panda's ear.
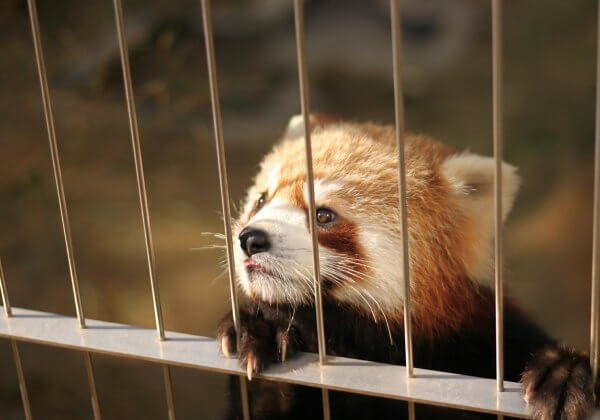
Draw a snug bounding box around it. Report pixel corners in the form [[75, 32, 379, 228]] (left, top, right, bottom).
[[285, 113, 340, 138], [285, 114, 307, 138], [440, 153, 520, 220], [441, 153, 520, 283]]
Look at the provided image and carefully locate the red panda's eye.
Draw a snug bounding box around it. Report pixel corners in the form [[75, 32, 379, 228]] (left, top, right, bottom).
[[316, 208, 336, 225], [257, 193, 266, 210]]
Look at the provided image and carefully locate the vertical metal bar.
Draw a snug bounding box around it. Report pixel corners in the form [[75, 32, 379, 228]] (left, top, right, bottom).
[[25, 0, 102, 417], [1, 259, 31, 418], [160, 366, 176, 420], [112, 1, 176, 418], [492, 0, 505, 393], [162, 365, 177, 420], [199, 2, 250, 418], [321, 389, 331, 420], [390, 0, 414, 379], [590, 0, 600, 382], [83, 352, 102, 420], [408, 401, 416, 420], [199, 0, 241, 359], [11, 340, 33, 420], [293, 0, 327, 369], [293, 2, 331, 419], [239, 373, 251, 420], [26, 0, 85, 328], [0, 258, 11, 317], [112, 0, 165, 342]]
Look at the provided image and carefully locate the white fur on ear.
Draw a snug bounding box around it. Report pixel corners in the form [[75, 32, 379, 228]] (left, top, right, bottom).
[[441, 153, 520, 284], [285, 114, 325, 138], [441, 153, 520, 220], [285, 113, 336, 138], [285, 114, 306, 138]]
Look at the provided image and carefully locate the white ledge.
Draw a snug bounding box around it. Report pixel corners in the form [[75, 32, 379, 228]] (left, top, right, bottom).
[[0, 307, 531, 417]]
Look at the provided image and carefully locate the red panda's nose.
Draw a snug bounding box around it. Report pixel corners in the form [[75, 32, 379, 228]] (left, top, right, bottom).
[[239, 227, 271, 257]]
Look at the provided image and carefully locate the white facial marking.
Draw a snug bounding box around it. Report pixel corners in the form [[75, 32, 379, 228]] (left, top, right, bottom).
[[331, 224, 405, 323], [235, 197, 315, 305], [236, 175, 405, 323], [236, 170, 406, 325], [236, 176, 353, 306], [303, 179, 344, 204]]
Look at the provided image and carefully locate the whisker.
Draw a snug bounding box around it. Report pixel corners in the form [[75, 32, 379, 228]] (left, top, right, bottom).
[[209, 268, 229, 286], [331, 257, 376, 272], [200, 232, 226, 240], [346, 284, 378, 324], [329, 263, 375, 283], [361, 288, 394, 345], [320, 258, 395, 344], [190, 245, 227, 251]]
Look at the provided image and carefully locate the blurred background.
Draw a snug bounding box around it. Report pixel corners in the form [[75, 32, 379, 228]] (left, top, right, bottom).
[[0, 0, 598, 418]]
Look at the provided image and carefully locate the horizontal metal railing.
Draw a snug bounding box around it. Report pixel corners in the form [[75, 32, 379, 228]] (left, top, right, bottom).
[[0, 307, 531, 418]]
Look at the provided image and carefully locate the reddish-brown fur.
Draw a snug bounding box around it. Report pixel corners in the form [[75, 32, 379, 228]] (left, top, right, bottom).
[[239, 120, 515, 340], [223, 118, 595, 420]]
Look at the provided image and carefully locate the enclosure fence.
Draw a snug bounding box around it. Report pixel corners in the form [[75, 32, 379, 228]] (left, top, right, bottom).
[[1, 0, 598, 419]]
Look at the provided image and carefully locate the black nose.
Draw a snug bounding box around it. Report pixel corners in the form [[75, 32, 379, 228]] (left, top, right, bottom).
[[239, 227, 270, 257]]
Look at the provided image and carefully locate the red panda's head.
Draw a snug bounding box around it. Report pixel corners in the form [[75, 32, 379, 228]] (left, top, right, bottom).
[[233, 116, 520, 337]]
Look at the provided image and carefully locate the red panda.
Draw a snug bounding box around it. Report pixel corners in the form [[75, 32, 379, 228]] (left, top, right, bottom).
[[216, 115, 596, 419]]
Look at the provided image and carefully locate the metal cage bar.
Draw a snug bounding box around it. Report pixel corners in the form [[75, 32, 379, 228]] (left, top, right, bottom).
[[11, 339, 33, 420], [293, 0, 327, 366], [111, 1, 176, 418], [0, 259, 33, 419], [390, 0, 414, 380], [492, 0, 505, 393], [0, 258, 11, 318], [390, 2, 417, 417], [293, 1, 331, 419], [25, 0, 102, 417], [199, 1, 251, 419], [26, 0, 85, 328], [590, 0, 600, 381], [162, 364, 177, 420], [83, 352, 102, 420], [408, 399, 416, 420], [112, 0, 166, 343], [199, 0, 241, 356]]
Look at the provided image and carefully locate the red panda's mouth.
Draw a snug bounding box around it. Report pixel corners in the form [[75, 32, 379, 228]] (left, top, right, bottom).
[[244, 259, 268, 274]]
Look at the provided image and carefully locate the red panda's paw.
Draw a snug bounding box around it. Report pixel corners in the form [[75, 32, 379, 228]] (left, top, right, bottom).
[[217, 310, 272, 380], [217, 310, 298, 380], [521, 346, 595, 420], [216, 311, 238, 359]]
